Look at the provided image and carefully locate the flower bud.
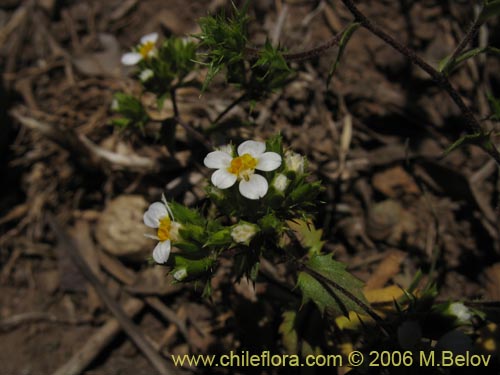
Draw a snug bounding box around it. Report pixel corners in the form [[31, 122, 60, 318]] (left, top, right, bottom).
[[272, 173, 289, 193], [139, 69, 154, 82], [285, 150, 305, 174], [231, 222, 259, 244]]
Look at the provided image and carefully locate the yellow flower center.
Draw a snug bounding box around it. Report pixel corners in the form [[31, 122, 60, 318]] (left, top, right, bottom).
[[227, 153, 257, 181], [157, 216, 171, 241], [139, 41, 155, 59]]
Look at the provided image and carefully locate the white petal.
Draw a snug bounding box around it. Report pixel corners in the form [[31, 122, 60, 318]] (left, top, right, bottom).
[[256, 152, 282, 171], [237, 140, 265, 157], [121, 52, 142, 65], [239, 174, 268, 199], [204, 151, 232, 169], [152, 240, 171, 264], [211, 169, 237, 189], [140, 32, 158, 44], [144, 202, 168, 228]]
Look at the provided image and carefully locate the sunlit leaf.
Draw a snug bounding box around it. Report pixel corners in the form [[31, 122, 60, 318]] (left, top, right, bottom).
[[287, 219, 324, 255], [297, 254, 368, 317]]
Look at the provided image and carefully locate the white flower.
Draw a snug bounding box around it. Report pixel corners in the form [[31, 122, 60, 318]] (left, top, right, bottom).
[[231, 223, 258, 244], [204, 140, 282, 200], [139, 68, 154, 82], [285, 150, 305, 174], [272, 173, 289, 192], [143, 195, 181, 264], [122, 33, 159, 66]]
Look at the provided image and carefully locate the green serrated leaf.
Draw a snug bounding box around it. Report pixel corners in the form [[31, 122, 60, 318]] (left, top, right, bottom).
[[168, 201, 204, 226], [287, 219, 324, 255], [327, 22, 360, 88], [205, 228, 232, 247], [298, 254, 368, 317], [265, 133, 283, 154], [479, 0, 500, 23]]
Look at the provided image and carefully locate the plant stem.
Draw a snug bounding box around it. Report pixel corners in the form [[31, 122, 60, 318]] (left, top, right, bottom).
[[337, 0, 500, 165], [245, 28, 345, 62], [171, 88, 211, 149], [211, 92, 247, 126], [446, 16, 483, 73]]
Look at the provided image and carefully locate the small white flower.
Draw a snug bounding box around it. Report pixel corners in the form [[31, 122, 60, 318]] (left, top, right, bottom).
[[204, 140, 281, 200], [285, 150, 305, 174], [272, 173, 289, 192], [122, 33, 159, 66], [143, 195, 181, 264], [139, 68, 154, 82], [231, 223, 258, 244]]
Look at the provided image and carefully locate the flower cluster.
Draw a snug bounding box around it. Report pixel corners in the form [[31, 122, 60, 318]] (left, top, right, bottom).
[[142, 135, 321, 291]]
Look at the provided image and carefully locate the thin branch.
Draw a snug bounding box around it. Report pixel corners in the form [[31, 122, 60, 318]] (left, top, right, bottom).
[[48, 215, 180, 375], [337, 0, 500, 165], [245, 28, 345, 62], [446, 16, 483, 72], [170, 88, 211, 149], [211, 92, 247, 126]]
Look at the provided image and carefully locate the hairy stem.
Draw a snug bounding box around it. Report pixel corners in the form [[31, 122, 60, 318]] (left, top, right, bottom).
[[211, 92, 247, 126], [337, 0, 500, 165], [245, 28, 345, 62], [171, 88, 211, 149]]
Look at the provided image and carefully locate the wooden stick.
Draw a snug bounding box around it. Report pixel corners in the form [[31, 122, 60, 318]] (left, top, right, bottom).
[[51, 298, 145, 375], [48, 215, 179, 375]]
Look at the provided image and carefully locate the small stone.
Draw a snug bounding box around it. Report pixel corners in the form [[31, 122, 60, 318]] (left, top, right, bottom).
[[95, 195, 151, 260]]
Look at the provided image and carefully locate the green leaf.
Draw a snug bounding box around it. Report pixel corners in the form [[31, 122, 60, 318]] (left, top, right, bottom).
[[287, 219, 324, 255], [479, 0, 500, 23], [439, 46, 500, 74], [170, 254, 215, 280], [179, 223, 206, 244], [168, 201, 205, 226], [265, 133, 283, 154], [205, 228, 232, 246], [326, 22, 360, 88], [443, 131, 491, 156], [297, 254, 368, 317]]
